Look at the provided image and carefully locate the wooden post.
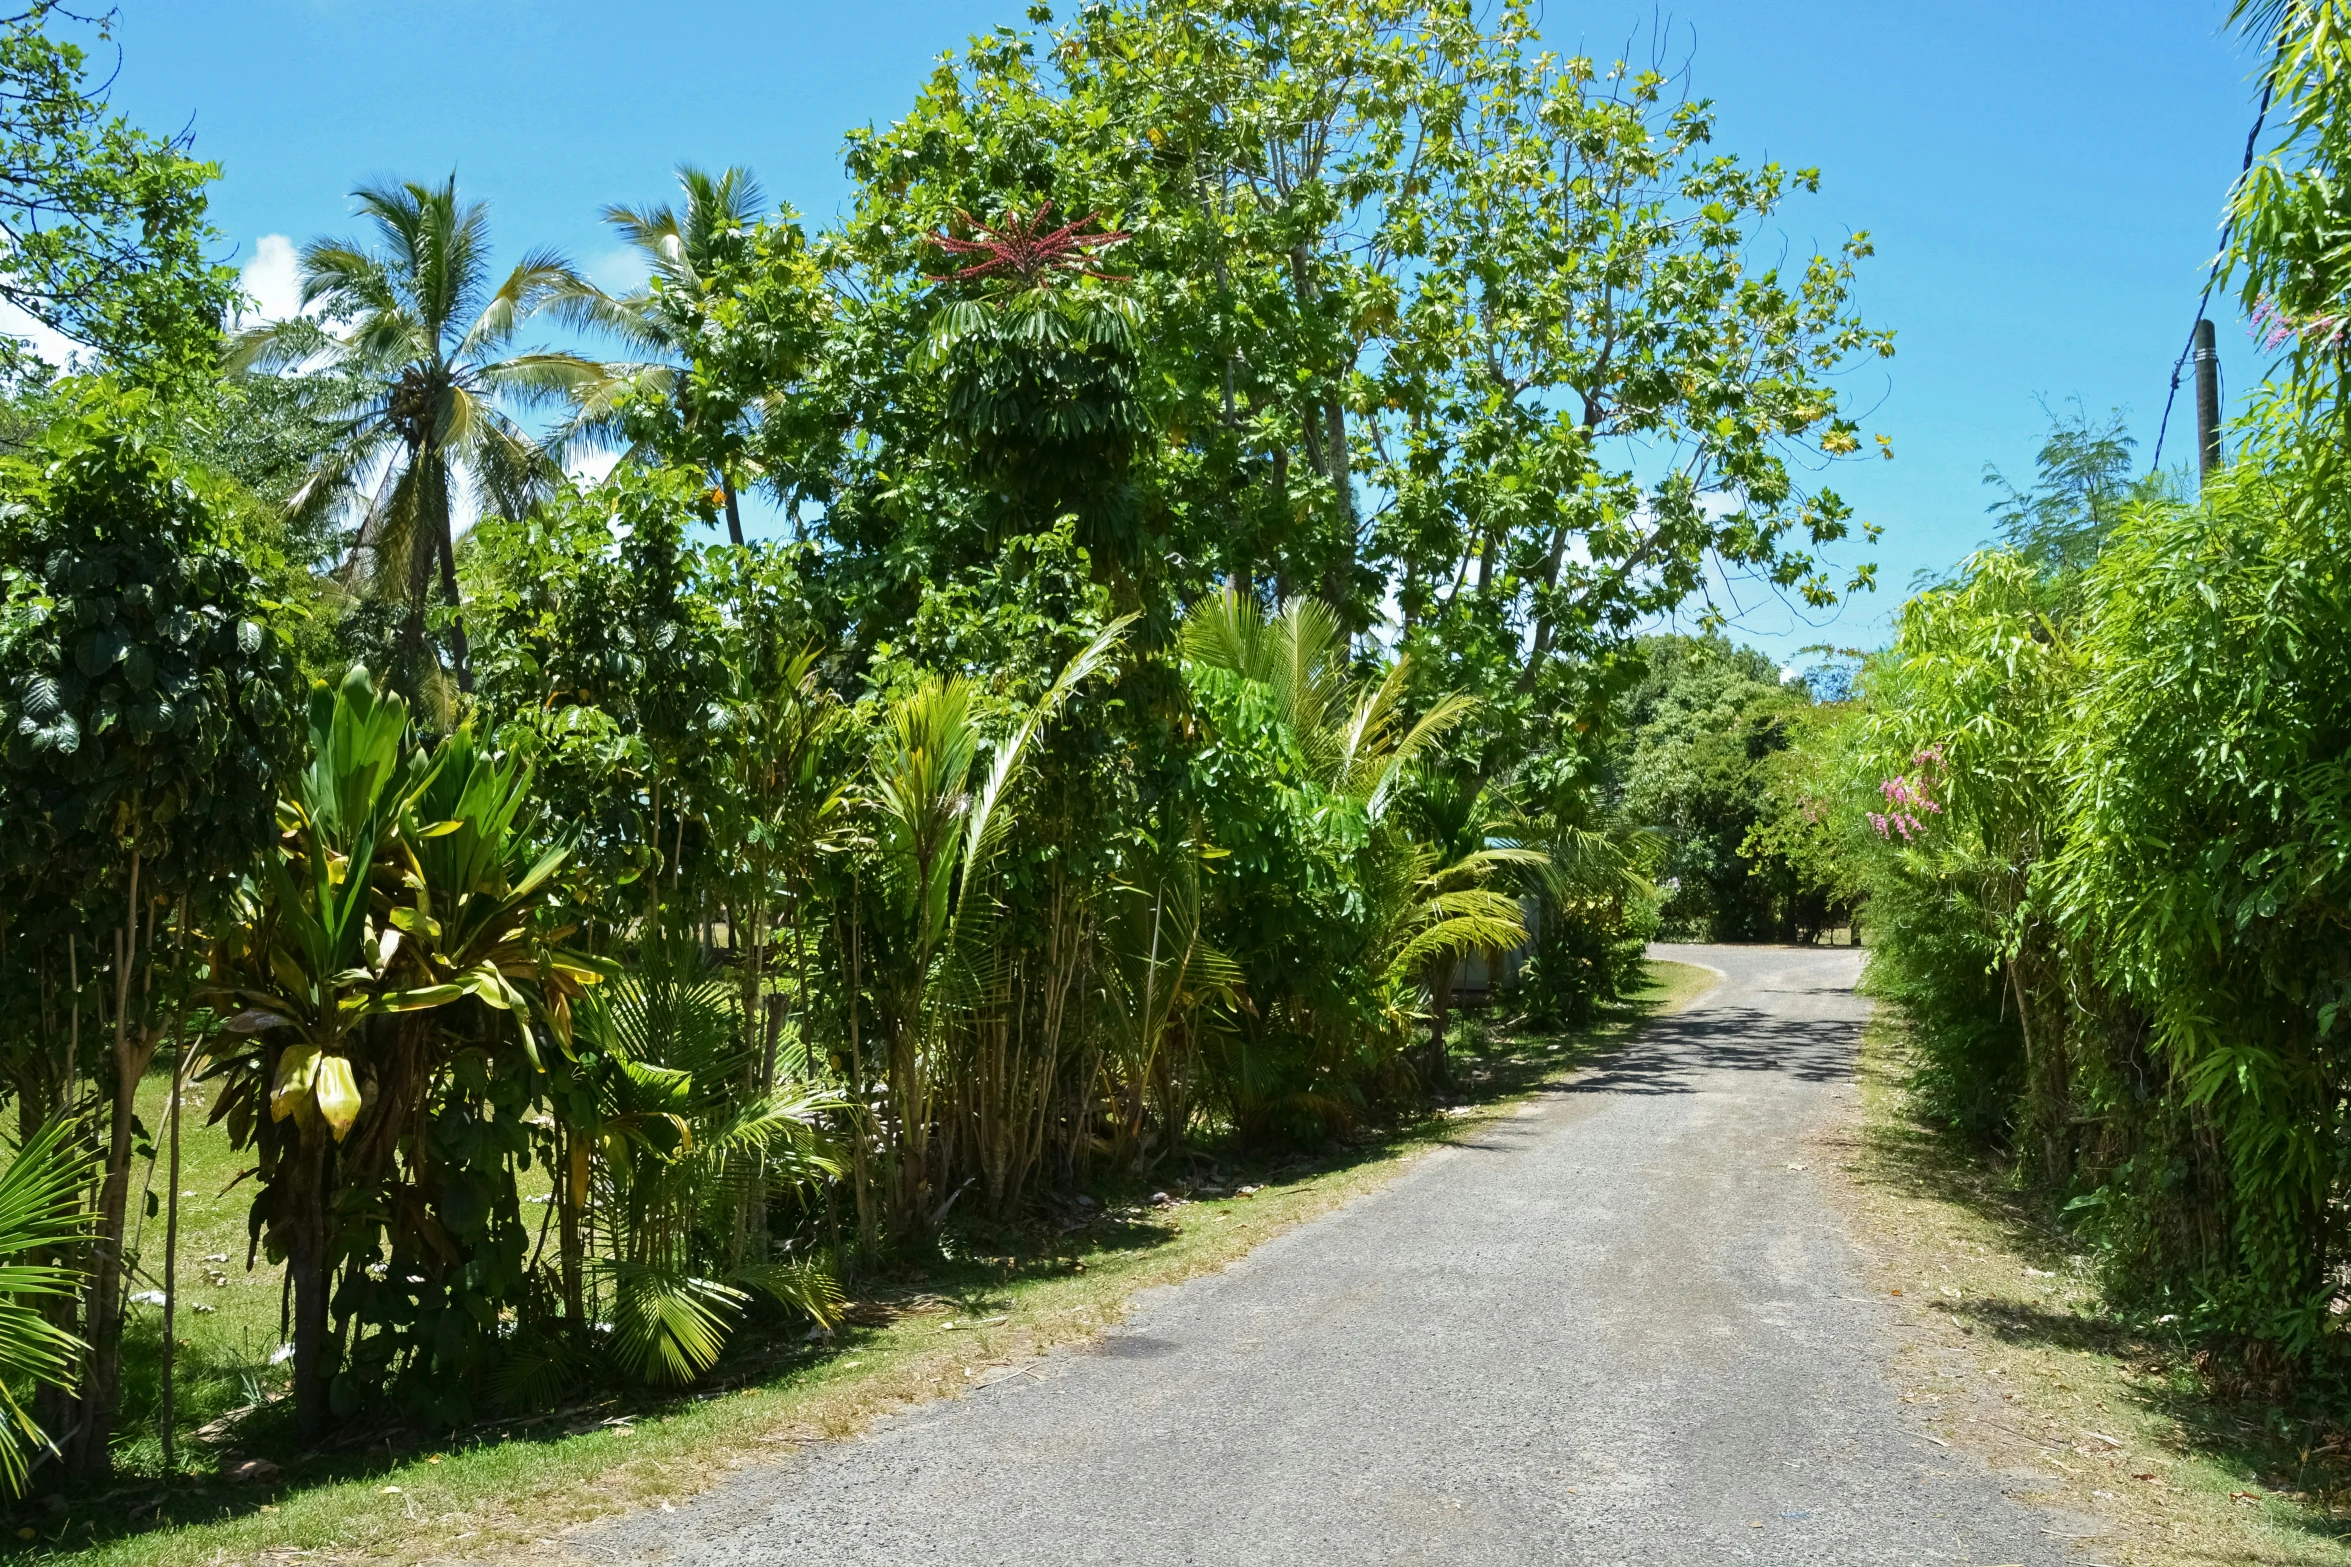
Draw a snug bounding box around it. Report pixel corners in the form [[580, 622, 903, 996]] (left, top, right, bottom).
[[2193, 317, 2222, 483]]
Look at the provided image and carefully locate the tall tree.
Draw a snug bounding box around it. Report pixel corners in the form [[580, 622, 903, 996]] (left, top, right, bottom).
[[0, 4, 238, 387], [822, 1, 1886, 718], [227, 176, 591, 695], [1981, 401, 2142, 578], [555, 165, 831, 546], [0, 383, 298, 1478]]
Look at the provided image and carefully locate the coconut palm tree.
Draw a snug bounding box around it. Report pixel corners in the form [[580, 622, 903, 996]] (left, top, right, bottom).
[[227, 176, 594, 695], [553, 165, 784, 546]]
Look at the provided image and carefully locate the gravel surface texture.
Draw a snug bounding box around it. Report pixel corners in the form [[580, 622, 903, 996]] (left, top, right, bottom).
[[581, 944, 2071, 1565]]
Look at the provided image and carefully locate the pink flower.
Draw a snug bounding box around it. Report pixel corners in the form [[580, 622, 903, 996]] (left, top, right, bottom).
[[2251, 296, 2350, 353], [1873, 753, 1944, 836]]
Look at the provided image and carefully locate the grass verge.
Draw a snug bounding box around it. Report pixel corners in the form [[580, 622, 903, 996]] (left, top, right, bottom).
[[19, 959, 1717, 1567], [1823, 1008, 2351, 1567]]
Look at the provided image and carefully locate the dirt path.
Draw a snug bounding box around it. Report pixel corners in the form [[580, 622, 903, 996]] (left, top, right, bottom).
[[581, 946, 2071, 1565]]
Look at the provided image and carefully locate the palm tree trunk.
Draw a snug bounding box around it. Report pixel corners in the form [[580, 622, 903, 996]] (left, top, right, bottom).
[[437, 522, 473, 696], [1425, 957, 1456, 1091]]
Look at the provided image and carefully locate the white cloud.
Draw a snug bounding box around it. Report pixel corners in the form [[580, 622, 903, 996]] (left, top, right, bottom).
[[0, 300, 84, 372], [585, 246, 648, 295], [567, 446, 622, 486], [237, 234, 304, 325]]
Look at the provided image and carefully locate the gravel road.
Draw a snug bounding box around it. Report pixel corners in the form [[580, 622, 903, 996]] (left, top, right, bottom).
[[583, 944, 2071, 1565]]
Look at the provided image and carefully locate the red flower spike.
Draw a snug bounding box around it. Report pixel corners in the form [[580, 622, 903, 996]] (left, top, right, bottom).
[[926, 200, 1131, 287]]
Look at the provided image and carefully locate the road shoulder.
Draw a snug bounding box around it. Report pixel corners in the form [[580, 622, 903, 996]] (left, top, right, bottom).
[[1820, 1008, 2351, 1567]]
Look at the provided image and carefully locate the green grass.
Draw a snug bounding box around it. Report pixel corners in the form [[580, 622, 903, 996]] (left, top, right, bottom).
[[9, 960, 1716, 1566], [106, 1067, 290, 1478]]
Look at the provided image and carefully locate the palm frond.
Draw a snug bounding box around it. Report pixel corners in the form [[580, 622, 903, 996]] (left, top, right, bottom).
[[0, 1116, 94, 1495], [223, 315, 345, 376], [594, 1260, 745, 1385], [484, 1317, 594, 1411], [728, 1259, 842, 1328], [1178, 583, 1270, 675], [960, 615, 1134, 877], [462, 250, 590, 360], [1389, 897, 1531, 979], [474, 350, 606, 411], [294, 239, 404, 322]]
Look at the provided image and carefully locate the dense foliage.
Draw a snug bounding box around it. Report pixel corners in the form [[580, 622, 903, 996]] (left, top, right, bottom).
[[1785, 397, 2351, 1361], [1708, 0, 2351, 1370], [0, 0, 1905, 1485]]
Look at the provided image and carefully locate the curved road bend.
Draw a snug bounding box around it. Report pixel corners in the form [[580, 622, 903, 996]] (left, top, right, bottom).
[[581, 944, 2066, 1566]]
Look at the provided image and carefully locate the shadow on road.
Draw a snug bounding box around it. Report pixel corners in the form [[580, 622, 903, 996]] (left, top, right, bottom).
[[1551, 1005, 1860, 1097]]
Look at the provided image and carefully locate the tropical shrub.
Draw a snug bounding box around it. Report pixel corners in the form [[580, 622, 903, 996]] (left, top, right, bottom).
[[0, 383, 298, 1476]]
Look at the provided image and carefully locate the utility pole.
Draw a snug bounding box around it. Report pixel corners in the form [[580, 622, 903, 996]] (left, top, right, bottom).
[[2193, 316, 2222, 485]]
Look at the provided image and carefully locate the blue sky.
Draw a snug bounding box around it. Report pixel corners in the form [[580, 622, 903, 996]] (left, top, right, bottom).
[[98, 1, 2267, 659]]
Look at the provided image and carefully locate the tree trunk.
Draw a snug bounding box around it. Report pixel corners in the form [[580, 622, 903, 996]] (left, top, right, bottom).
[[1322, 385, 1353, 606], [400, 442, 439, 684], [159, 1039, 188, 1475], [721, 472, 746, 548], [1287, 244, 1354, 608], [2009, 956, 2069, 1189], [437, 521, 473, 696], [843, 903, 876, 1259], [287, 1129, 334, 1442], [559, 1128, 586, 1327], [1519, 520, 1570, 692], [70, 855, 148, 1482], [1425, 958, 1456, 1091]]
